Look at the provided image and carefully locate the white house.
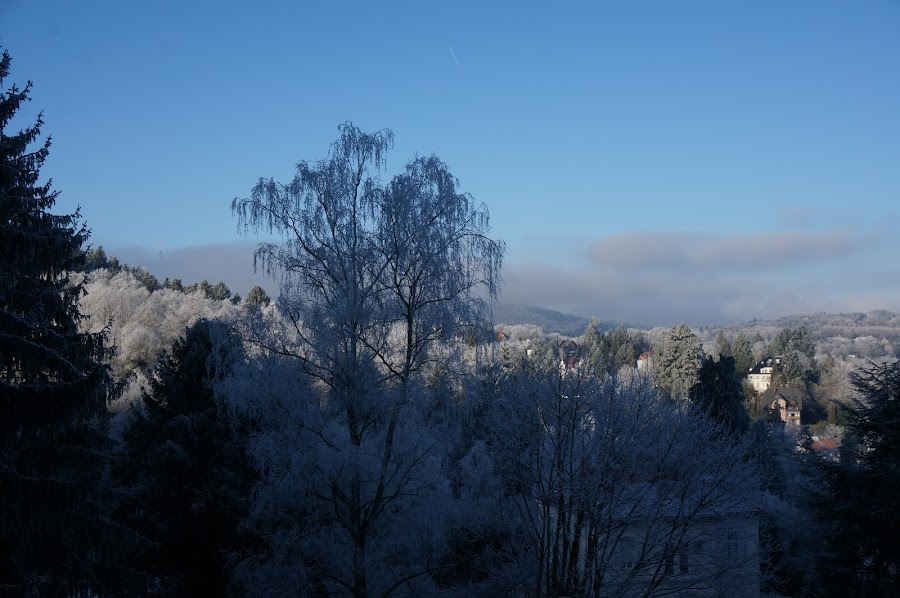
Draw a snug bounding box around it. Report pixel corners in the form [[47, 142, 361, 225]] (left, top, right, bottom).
[[747, 359, 777, 393], [605, 512, 761, 598], [543, 483, 762, 598]]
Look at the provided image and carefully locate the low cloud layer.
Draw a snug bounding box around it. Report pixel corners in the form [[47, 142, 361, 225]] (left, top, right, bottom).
[[586, 229, 855, 271], [502, 228, 900, 327], [104, 226, 900, 328], [107, 241, 274, 297]]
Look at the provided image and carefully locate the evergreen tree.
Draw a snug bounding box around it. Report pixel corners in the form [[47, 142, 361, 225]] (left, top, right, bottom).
[[209, 280, 232, 301], [689, 355, 750, 435], [714, 330, 732, 359], [84, 244, 113, 270], [813, 360, 900, 595], [244, 285, 270, 308], [749, 418, 821, 596], [653, 322, 703, 399], [581, 317, 603, 352], [0, 48, 115, 593], [770, 326, 819, 388], [117, 318, 253, 595], [731, 331, 754, 378], [581, 320, 646, 378], [127, 264, 160, 292]]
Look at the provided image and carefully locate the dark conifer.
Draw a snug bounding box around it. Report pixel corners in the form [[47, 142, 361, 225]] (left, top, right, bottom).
[[117, 318, 253, 595], [814, 360, 900, 595], [0, 48, 115, 594], [689, 355, 750, 435]]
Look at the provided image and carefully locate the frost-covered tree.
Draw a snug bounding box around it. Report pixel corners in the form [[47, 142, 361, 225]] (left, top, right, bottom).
[[375, 153, 503, 383], [653, 322, 704, 399], [483, 353, 761, 597], [0, 48, 116, 593], [714, 330, 732, 359], [244, 285, 270, 308], [233, 125, 394, 402], [770, 326, 819, 389], [230, 123, 503, 597], [581, 321, 648, 379], [232, 123, 503, 389], [126, 264, 160, 292], [79, 268, 239, 382], [219, 344, 455, 597]]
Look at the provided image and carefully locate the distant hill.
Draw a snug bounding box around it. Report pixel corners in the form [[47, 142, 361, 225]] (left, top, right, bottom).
[[744, 310, 900, 347], [708, 310, 900, 342], [493, 306, 900, 350], [492, 304, 595, 337], [690, 309, 900, 363]]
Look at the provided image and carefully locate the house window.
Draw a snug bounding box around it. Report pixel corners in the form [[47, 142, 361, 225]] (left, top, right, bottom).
[[680, 541, 703, 575], [620, 537, 636, 570], [664, 551, 675, 576], [724, 532, 741, 562]]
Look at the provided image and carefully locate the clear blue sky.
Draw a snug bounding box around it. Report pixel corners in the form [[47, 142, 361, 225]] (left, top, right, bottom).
[[3, 1, 899, 325]]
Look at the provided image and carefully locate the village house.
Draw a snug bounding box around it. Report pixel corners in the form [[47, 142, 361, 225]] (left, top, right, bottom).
[[811, 437, 840, 461], [762, 387, 804, 426], [544, 485, 761, 598], [606, 512, 761, 598], [747, 362, 773, 393]]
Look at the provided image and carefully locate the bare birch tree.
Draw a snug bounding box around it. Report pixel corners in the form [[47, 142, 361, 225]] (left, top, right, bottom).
[[229, 123, 503, 597]]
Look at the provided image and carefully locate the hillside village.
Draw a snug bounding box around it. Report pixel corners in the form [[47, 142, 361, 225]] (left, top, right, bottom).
[[498, 311, 895, 428]]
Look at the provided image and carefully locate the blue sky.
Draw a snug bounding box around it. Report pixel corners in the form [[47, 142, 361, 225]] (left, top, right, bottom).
[[3, 0, 899, 326]]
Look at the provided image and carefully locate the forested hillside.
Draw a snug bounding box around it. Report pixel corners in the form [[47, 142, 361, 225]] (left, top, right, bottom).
[[492, 304, 592, 337]]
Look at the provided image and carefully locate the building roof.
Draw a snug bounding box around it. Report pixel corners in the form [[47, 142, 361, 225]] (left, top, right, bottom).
[[748, 363, 767, 375], [762, 387, 804, 409], [748, 358, 781, 375], [812, 438, 838, 451]]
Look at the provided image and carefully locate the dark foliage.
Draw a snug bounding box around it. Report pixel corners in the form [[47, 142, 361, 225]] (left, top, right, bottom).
[[83, 244, 120, 271], [689, 355, 750, 435], [432, 524, 514, 589], [731, 332, 755, 378], [0, 48, 118, 594], [813, 360, 900, 596], [116, 319, 255, 595], [581, 321, 648, 379], [183, 279, 233, 301]]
